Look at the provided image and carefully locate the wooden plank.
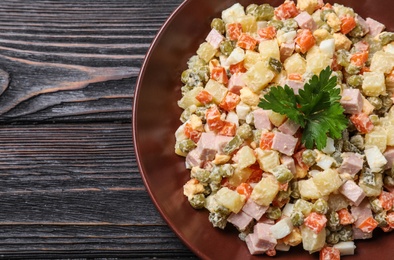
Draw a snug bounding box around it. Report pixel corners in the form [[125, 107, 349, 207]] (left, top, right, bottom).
[[0, 123, 195, 257]]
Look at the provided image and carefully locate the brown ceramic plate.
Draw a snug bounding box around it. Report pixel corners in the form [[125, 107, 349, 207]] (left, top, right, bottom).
[[133, 0, 393, 259]]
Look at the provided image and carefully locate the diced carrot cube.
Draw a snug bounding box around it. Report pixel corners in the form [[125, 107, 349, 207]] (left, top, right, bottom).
[[211, 66, 229, 84], [386, 211, 394, 228], [350, 51, 369, 67], [341, 16, 357, 35], [258, 26, 277, 40], [218, 121, 236, 136], [184, 123, 202, 143], [337, 208, 355, 225], [379, 191, 394, 211], [304, 212, 327, 234], [237, 33, 258, 50], [206, 106, 225, 131], [227, 23, 243, 41], [358, 216, 378, 233], [246, 164, 263, 183], [196, 90, 213, 104], [259, 132, 275, 150], [360, 66, 371, 74], [320, 246, 340, 260], [288, 73, 302, 81], [236, 183, 253, 199], [350, 113, 374, 134], [381, 225, 392, 232], [229, 61, 247, 74], [274, 1, 299, 20], [295, 29, 316, 54], [219, 91, 241, 112]]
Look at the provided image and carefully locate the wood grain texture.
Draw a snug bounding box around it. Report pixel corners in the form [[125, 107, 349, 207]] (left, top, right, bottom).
[[0, 0, 197, 258]]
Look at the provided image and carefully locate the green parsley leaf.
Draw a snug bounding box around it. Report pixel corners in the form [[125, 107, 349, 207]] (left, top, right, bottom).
[[258, 66, 348, 150]]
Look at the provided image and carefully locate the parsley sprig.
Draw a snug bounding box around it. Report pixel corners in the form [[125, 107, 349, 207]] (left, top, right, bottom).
[[258, 66, 348, 150]]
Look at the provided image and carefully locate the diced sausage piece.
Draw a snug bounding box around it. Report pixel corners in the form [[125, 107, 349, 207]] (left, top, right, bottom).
[[356, 15, 370, 36], [245, 233, 266, 255], [366, 17, 385, 37], [215, 135, 233, 154], [337, 152, 364, 176], [384, 147, 394, 170], [353, 40, 369, 53], [351, 199, 373, 227], [280, 155, 296, 174], [280, 42, 295, 62], [294, 11, 317, 31], [196, 132, 217, 161], [227, 211, 254, 231], [285, 79, 304, 94], [242, 198, 269, 220], [253, 109, 273, 130], [228, 73, 246, 95], [278, 118, 300, 135], [340, 88, 363, 114], [253, 223, 277, 250], [185, 149, 203, 169], [352, 226, 373, 240], [205, 28, 224, 49], [339, 180, 366, 206], [271, 132, 298, 156]]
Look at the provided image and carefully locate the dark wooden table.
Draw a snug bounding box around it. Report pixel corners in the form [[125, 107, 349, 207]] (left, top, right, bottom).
[[0, 0, 197, 258]]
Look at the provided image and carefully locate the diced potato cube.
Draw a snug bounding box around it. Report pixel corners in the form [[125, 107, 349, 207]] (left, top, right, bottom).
[[370, 50, 394, 74], [268, 110, 287, 127], [333, 241, 356, 256], [313, 29, 332, 44], [365, 145, 388, 172], [204, 194, 219, 213], [237, 15, 257, 33], [251, 175, 279, 206], [177, 87, 203, 109], [242, 61, 275, 93], [300, 225, 326, 253], [215, 187, 246, 213], [282, 227, 302, 246], [362, 71, 386, 97], [204, 79, 228, 104], [221, 3, 245, 24], [244, 50, 262, 70], [236, 146, 256, 169], [326, 13, 341, 32], [306, 46, 332, 75], [227, 167, 253, 187], [312, 169, 343, 196], [197, 42, 217, 63], [240, 87, 260, 106], [333, 33, 352, 51], [298, 178, 322, 200], [284, 53, 307, 75], [365, 127, 387, 152], [255, 148, 280, 173], [258, 39, 280, 62], [386, 125, 394, 146], [297, 0, 320, 14], [183, 179, 205, 199]]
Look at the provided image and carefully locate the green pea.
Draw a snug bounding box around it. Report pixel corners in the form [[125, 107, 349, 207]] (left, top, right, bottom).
[[246, 4, 258, 16], [294, 199, 313, 216], [255, 4, 274, 21], [188, 193, 205, 209], [346, 75, 363, 87], [237, 123, 253, 140], [223, 135, 243, 155], [367, 96, 383, 110], [209, 212, 227, 229], [266, 206, 282, 220], [178, 139, 197, 154], [302, 149, 317, 167], [379, 32, 394, 45], [290, 211, 304, 226], [326, 232, 340, 245], [220, 40, 235, 56], [191, 167, 210, 183], [181, 69, 191, 84], [211, 18, 225, 35], [272, 165, 293, 184], [268, 19, 283, 30], [313, 198, 329, 215], [327, 211, 341, 231], [375, 211, 388, 227], [338, 225, 353, 242]]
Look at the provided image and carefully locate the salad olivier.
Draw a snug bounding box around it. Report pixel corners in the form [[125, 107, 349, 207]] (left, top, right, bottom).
[[174, 0, 394, 258]]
